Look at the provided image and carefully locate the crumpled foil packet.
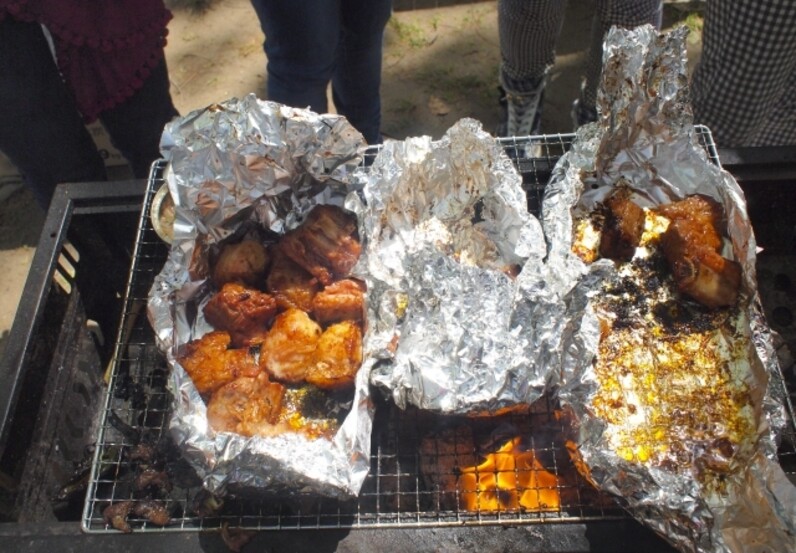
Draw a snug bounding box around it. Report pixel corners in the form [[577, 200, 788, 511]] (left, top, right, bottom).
[[147, 94, 374, 498], [357, 118, 561, 415], [543, 26, 796, 553]]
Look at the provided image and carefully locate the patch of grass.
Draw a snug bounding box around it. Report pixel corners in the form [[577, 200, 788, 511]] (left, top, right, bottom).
[[390, 98, 418, 115], [416, 65, 494, 105], [416, 65, 454, 92], [389, 17, 429, 49], [460, 6, 488, 29], [684, 12, 703, 34]]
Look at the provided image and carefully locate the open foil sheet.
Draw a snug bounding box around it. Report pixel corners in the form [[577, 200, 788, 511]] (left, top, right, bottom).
[[543, 25, 796, 553], [359, 118, 559, 415], [147, 94, 374, 498]]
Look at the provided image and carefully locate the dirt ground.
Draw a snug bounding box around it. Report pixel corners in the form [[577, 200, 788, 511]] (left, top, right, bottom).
[[0, 0, 702, 358]]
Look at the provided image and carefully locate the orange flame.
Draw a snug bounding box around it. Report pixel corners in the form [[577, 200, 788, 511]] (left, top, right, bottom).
[[458, 437, 560, 512]]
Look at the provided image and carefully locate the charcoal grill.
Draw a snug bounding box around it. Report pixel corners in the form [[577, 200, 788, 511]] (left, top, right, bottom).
[[1, 129, 794, 552]]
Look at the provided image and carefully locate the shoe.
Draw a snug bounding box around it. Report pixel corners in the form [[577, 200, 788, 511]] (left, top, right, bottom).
[[571, 98, 598, 129], [497, 76, 545, 137]]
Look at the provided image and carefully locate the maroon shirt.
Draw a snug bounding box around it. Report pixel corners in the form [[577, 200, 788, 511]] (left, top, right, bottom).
[[1, 0, 172, 122]]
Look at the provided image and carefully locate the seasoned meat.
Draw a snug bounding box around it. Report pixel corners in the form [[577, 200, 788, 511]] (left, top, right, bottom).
[[212, 239, 269, 288], [279, 205, 361, 285], [266, 247, 320, 312], [134, 468, 172, 493], [307, 321, 363, 391], [599, 189, 645, 261], [656, 195, 741, 308], [134, 500, 171, 527], [259, 308, 322, 383], [102, 500, 171, 533], [311, 278, 366, 325], [103, 501, 134, 533], [207, 373, 286, 436], [178, 331, 261, 396], [203, 282, 278, 347]]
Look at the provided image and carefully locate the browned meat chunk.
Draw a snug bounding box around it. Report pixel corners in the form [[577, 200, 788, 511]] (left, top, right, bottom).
[[259, 308, 322, 383], [103, 501, 134, 533], [266, 247, 320, 311], [599, 189, 645, 261], [279, 205, 361, 285], [178, 331, 261, 396], [212, 239, 269, 288], [132, 500, 171, 527], [656, 195, 742, 308], [207, 373, 286, 436], [203, 282, 278, 347], [311, 278, 366, 325], [134, 468, 172, 493], [103, 500, 171, 533], [307, 321, 363, 391]]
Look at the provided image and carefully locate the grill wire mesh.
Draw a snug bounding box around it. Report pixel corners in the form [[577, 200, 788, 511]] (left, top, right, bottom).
[[82, 129, 796, 533]]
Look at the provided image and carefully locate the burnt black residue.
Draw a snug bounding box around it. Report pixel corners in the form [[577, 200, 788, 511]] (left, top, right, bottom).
[[603, 276, 648, 330], [651, 300, 727, 334], [599, 251, 730, 333]]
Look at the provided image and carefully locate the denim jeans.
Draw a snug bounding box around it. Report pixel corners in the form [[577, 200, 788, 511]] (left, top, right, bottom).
[[0, 19, 177, 210], [250, 0, 392, 144]]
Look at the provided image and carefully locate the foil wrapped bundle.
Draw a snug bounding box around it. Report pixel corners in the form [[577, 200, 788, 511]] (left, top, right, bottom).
[[544, 26, 796, 552], [359, 118, 561, 415], [147, 94, 373, 498]]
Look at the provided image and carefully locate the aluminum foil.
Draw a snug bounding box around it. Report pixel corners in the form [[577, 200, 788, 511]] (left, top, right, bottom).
[[147, 94, 374, 498], [543, 26, 796, 552], [358, 118, 561, 415]]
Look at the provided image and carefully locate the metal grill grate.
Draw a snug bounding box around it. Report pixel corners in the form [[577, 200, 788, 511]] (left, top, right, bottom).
[[82, 128, 796, 533]]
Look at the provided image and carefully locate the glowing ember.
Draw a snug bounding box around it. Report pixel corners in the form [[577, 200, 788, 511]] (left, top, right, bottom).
[[458, 437, 560, 512]]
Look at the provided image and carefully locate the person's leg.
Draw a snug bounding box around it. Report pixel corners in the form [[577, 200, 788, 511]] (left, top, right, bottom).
[[497, 0, 567, 135], [333, 0, 392, 144], [691, 0, 796, 147], [99, 57, 179, 179], [250, 0, 341, 115], [752, 66, 796, 147], [574, 0, 662, 126], [0, 19, 106, 210]]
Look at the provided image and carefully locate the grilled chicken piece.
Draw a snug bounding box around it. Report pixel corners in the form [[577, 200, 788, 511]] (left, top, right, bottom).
[[103, 501, 135, 533], [311, 278, 366, 325], [206, 373, 286, 436], [265, 247, 320, 311], [599, 188, 645, 261], [279, 205, 361, 286], [103, 500, 170, 533], [259, 308, 322, 383], [203, 282, 278, 347], [212, 239, 269, 288], [656, 195, 741, 308], [134, 468, 172, 493], [178, 331, 261, 396], [307, 321, 363, 391], [133, 500, 171, 527]]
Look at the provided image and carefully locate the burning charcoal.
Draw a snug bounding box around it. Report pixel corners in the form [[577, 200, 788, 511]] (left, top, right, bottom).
[[133, 500, 171, 527], [103, 501, 134, 533], [134, 468, 172, 493], [418, 424, 479, 511]]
